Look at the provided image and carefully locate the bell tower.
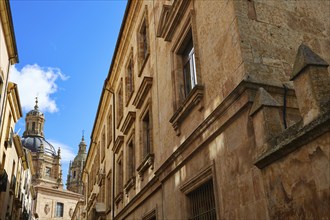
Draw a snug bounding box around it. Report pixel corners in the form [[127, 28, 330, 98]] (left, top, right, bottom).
[[23, 97, 45, 137]]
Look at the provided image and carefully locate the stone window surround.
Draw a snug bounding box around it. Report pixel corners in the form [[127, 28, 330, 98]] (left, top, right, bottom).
[[125, 48, 135, 106], [132, 76, 153, 109], [169, 10, 204, 136], [142, 207, 157, 220], [180, 162, 219, 219], [120, 111, 136, 135], [137, 5, 150, 77]]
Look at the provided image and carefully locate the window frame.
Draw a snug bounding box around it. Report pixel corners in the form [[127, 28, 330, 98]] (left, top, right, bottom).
[[55, 202, 64, 217], [124, 131, 136, 194], [137, 99, 154, 178], [137, 6, 150, 77], [107, 106, 113, 148], [125, 49, 135, 106], [180, 163, 219, 220], [116, 78, 124, 129], [169, 10, 204, 136], [106, 170, 112, 213]]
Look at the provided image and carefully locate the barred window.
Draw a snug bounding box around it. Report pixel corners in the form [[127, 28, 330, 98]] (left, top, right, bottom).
[[187, 180, 217, 220]]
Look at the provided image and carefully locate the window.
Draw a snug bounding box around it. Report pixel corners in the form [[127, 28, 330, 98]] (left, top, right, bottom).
[[140, 22, 148, 60], [45, 167, 51, 177], [125, 54, 134, 105], [107, 171, 112, 211], [0, 76, 3, 101], [137, 7, 150, 76], [187, 180, 217, 220], [117, 79, 124, 128], [127, 138, 135, 179], [116, 155, 123, 199], [73, 171, 76, 179], [32, 122, 35, 131], [115, 154, 123, 204], [107, 108, 112, 147], [137, 103, 154, 178], [169, 17, 204, 136], [1, 153, 6, 170], [98, 178, 105, 203], [55, 202, 64, 217], [101, 128, 106, 161], [142, 112, 151, 159], [5, 113, 12, 148], [182, 36, 197, 98]]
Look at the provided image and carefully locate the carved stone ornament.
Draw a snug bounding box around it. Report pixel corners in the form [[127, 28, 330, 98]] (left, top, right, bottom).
[[69, 208, 73, 217], [44, 204, 50, 215]]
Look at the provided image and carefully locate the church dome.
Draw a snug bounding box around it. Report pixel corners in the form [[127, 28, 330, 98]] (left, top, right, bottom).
[[26, 107, 44, 117], [21, 136, 57, 156]]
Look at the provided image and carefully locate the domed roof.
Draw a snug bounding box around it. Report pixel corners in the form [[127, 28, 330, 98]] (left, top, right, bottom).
[[21, 136, 57, 156]]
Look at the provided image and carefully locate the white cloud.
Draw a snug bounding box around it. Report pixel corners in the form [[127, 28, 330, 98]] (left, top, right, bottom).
[[9, 64, 68, 113], [48, 139, 75, 163]]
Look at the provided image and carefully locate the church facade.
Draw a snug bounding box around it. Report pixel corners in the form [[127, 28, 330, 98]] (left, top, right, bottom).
[[79, 0, 329, 220], [21, 100, 83, 220]]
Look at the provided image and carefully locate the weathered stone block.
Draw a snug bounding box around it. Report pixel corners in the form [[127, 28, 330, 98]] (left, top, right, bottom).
[[291, 44, 330, 125]]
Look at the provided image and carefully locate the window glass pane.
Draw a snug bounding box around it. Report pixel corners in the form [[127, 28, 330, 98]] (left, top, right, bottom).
[[56, 203, 64, 217]]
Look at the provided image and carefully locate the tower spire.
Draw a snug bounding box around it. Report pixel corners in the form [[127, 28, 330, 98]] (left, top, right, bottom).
[[82, 129, 85, 141], [34, 96, 39, 110]]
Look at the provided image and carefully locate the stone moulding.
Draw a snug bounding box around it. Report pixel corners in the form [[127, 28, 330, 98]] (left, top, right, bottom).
[[169, 85, 204, 136], [156, 80, 296, 182], [112, 135, 124, 154], [180, 163, 213, 194], [132, 76, 153, 109], [124, 176, 136, 195], [114, 192, 123, 205], [120, 111, 136, 135], [254, 110, 330, 169], [138, 52, 150, 77], [157, 0, 190, 41], [137, 153, 154, 178]]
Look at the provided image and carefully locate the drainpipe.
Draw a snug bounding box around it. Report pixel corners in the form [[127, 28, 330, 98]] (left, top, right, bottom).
[[103, 86, 115, 220]]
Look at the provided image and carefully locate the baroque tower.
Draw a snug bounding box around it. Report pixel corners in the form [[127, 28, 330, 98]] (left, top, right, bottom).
[[66, 134, 86, 194], [21, 98, 63, 188]]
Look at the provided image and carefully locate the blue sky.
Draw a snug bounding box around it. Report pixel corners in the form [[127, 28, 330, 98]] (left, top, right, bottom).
[[10, 0, 127, 187]]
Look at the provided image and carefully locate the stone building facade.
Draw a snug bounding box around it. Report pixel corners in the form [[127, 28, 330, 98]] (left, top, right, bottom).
[[80, 0, 329, 219], [21, 101, 84, 220], [67, 135, 87, 195]]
